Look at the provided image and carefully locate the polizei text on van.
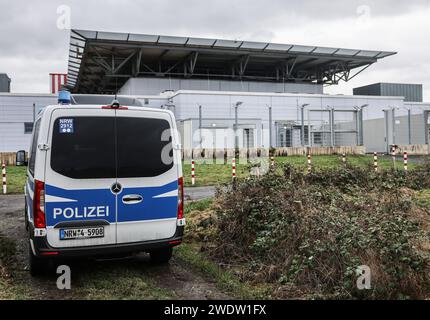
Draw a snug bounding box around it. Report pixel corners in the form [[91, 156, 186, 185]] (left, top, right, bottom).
[[53, 206, 110, 219]]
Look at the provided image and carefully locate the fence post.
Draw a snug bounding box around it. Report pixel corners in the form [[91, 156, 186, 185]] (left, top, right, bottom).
[[391, 146, 397, 169], [403, 152, 408, 172], [373, 152, 378, 172], [2, 162, 6, 194], [191, 160, 195, 186], [232, 158, 236, 181], [307, 154, 312, 174]]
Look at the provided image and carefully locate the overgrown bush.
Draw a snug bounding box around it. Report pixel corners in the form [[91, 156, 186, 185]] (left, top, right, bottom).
[[207, 162, 430, 299]]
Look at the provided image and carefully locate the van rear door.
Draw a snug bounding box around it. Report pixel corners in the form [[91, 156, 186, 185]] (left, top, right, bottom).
[[44, 108, 117, 248], [115, 109, 178, 244]]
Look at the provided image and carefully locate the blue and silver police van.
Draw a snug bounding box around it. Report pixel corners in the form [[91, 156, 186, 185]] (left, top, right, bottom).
[[24, 92, 185, 276]]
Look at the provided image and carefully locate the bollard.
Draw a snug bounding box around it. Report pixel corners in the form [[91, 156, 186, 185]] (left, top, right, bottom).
[[403, 152, 408, 172], [342, 153, 346, 164], [307, 154, 312, 174], [2, 162, 6, 194], [191, 160, 195, 185], [373, 152, 378, 172], [270, 156, 275, 167], [232, 158, 236, 181], [391, 146, 396, 169]]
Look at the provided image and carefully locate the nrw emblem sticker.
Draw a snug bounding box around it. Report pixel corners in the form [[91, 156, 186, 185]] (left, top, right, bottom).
[[59, 118, 74, 133]]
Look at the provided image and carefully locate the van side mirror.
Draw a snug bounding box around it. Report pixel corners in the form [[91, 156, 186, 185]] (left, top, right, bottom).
[[16, 150, 27, 166]]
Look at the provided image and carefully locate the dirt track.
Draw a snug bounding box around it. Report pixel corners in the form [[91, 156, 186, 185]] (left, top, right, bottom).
[[0, 195, 229, 300]]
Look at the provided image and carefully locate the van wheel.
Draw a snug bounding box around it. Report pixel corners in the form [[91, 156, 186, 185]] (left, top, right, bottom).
[[29, 246, 46, 277], [149, 247, 173, 264]]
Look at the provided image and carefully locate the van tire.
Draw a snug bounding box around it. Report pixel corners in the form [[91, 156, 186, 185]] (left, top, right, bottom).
[[29, 246, 46, 277], [149, 247, 173, 264]]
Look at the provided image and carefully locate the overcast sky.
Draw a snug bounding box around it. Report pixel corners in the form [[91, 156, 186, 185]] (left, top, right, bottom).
[[1, 0, 429, 100]]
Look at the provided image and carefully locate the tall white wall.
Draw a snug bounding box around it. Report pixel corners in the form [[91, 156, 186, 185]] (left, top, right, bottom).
[[170, 90, 428, 152], [119, 77, 323, 96], [0, 94, 57, 152], [1, 91, 428, 153]]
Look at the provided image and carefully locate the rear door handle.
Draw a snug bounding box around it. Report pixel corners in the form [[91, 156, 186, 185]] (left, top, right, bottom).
[[122, 194, 143, 204]]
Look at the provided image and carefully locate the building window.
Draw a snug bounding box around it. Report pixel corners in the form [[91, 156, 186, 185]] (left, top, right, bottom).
[[24, 122, 34, 134]]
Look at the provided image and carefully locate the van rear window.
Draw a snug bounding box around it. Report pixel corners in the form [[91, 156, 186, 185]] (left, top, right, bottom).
[[50, 116, 173, 179], [51, 117, 116, 179], [116, 117, 173, 178]]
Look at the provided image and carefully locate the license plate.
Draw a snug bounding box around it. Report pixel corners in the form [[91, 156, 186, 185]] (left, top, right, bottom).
[[59, 227, 104, 240]]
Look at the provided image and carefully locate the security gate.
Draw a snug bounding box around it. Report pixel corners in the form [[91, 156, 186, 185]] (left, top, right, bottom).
[[275, 122, 302, 147], [307, 109, 359, 147]]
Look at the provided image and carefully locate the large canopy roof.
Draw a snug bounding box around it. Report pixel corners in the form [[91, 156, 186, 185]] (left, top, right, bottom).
[[67, 29, 396, 94]]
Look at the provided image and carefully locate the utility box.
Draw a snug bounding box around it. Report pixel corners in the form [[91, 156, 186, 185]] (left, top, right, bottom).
[[0, 73, 11, 92], [353, 82, 423, 102]]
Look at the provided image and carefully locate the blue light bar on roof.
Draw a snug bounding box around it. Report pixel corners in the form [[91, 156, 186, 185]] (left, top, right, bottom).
[[58, 90, 71, 105]]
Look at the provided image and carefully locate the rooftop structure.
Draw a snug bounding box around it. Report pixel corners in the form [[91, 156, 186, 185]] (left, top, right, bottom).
[[67, 29, 396, 94]]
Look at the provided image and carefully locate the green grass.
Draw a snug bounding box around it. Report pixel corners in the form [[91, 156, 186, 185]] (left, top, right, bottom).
[[74, 263, 176, 300], [3, 166, 27, 194], [175, 243, 271, 299], [182, 160, 249, 187], [3, 155, 422, 192], [184, 198, 214, 215], [414, 189, 430, 211], [182, 155, 419, 186], [177, 198, 273, 299]]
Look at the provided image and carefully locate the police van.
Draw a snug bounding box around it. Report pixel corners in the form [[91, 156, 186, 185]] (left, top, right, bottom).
[[24, 92, 185, 276]]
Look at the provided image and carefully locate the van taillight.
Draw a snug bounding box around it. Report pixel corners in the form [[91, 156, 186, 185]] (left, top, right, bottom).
[[177, 177, 184, 220], [34, 180, 46, 228]]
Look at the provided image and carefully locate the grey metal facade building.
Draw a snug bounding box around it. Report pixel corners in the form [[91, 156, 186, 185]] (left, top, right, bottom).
[[353, 83, 423, 102], [0, 93, 57, 151]]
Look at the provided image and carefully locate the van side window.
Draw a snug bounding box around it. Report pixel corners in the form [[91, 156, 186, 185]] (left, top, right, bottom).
[[28, 119, 41, 176]]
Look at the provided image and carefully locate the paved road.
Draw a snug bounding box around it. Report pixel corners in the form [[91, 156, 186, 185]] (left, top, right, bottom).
[[0, 194, 24, 215], [184, 186, 216, 201]]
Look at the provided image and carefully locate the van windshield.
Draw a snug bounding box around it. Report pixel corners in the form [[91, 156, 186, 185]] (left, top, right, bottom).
[[50, 116, 173, 179]]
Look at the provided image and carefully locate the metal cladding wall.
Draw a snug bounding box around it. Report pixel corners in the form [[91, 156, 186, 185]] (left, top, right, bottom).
[[353, 83, 423, 102], [0, 94, 57, 152], [165, 90, 426, 152], [1, 90, 428, 154], [119, 77, 324, 96]]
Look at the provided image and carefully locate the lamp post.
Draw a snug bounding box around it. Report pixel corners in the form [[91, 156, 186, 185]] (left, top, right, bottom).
[[391, 106, 399, 145], [198, 104, 202, 146], [268, 105, 272, 148], [300, 103, 310, 146], [354, 104, 368, 146], [234, 101, 243, 149], [399, 106, 412, 145], [327, 105, 334, 147]]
